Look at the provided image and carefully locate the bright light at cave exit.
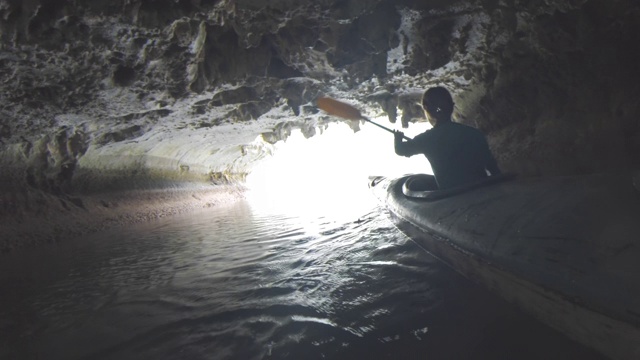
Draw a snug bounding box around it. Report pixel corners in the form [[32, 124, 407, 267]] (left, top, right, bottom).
[[245, 118, 432, 221]]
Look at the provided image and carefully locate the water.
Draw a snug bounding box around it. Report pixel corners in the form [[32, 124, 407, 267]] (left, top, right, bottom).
[[0, 198, 604, 360]]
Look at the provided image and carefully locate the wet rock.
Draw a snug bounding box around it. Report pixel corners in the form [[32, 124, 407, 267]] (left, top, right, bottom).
[[261, 122, 292, 144], [0, 0, 639, 204], [210, 86, 259, 106], [368, 90, 398, 123], [398, 92, 425, 128], [95, 125, 144, 146], [112, 65, 137, 87], [280, 78, 323, 115]]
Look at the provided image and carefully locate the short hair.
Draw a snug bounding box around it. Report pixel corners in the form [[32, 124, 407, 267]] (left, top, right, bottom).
[[422, 86, 454, 119]]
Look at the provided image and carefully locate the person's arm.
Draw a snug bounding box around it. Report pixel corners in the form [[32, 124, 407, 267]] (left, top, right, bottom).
[[394, 130, 424, 157]]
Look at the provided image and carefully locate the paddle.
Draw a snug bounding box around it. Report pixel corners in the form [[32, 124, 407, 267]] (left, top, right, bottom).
[[316, 97, 412, 140]]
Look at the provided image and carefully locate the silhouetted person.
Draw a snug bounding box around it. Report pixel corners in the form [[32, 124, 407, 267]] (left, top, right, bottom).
[[394, 86, 501, 189]]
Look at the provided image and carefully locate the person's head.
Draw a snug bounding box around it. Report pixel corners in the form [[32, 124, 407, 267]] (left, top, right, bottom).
[[422, 86, 454, 125]]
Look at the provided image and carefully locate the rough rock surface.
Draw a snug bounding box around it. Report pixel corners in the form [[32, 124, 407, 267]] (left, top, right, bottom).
[[0, 184, 244, 252], [1, 0, 640, 250]]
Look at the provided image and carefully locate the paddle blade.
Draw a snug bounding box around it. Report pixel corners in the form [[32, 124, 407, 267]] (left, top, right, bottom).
[[316, 97, 363, 120]]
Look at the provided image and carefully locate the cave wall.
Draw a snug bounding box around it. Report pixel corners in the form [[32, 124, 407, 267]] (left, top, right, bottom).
[[472, 0, 640, 176], [0, 0, 639, 200]]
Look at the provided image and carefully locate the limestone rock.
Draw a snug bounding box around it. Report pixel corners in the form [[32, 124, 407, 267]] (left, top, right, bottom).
[[2, 0, 640, 250]]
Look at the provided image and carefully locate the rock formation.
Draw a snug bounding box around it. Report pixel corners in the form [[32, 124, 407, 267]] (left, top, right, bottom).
[[1, 0, 640, 250]]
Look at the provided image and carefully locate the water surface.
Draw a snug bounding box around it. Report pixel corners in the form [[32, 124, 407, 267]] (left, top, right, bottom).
[[0, 197, 604, 360]]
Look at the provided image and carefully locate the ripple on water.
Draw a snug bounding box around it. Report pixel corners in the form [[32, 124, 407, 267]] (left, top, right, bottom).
[[0, 200, 606, 360]]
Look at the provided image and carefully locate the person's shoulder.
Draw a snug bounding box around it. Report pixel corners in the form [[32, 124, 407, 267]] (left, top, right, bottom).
[[450, 121, 478, 130], [451, 121, 484, 135], [414, 125, 439, 139]]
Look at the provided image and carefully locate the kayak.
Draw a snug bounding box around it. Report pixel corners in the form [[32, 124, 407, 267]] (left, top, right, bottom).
[[369, 173, 640, 360]]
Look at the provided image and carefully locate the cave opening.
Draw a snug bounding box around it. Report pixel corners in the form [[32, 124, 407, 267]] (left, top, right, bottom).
[[244, 119, 431, 219]]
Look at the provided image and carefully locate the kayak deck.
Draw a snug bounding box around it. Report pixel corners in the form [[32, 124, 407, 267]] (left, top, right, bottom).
[[371, 173, 640, 360]]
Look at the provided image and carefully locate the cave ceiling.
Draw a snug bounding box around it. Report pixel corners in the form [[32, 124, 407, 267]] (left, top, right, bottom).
[[1, 0, 639, 193]]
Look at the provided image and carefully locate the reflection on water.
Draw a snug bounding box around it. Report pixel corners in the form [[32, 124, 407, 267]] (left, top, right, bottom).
[[0, 199, 604, 360]]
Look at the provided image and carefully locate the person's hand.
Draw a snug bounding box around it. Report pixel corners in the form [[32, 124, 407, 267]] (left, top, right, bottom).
[[393, 130, 405, 141]]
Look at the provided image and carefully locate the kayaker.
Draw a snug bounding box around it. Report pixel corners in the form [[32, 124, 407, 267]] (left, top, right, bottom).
[[393, 86, 501, 189]]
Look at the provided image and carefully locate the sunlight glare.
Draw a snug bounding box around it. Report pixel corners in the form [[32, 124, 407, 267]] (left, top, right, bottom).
[[245, 118, 432, 221]]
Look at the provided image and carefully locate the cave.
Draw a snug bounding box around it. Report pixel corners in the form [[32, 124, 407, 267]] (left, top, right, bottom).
[[1, 0, 639, 358]]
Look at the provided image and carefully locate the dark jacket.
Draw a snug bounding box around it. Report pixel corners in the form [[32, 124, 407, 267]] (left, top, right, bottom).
[[395, 121, 501, 189]]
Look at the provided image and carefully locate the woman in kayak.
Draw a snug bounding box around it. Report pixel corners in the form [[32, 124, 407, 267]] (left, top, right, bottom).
[[394, 86, 501, 189]]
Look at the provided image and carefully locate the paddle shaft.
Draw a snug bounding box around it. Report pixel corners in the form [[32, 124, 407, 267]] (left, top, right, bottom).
[[362, 116, 411, 141], [316, 97, 412, 140]]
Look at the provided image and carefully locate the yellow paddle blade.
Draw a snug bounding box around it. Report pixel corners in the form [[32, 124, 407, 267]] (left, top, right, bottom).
[[316, 97, 363, 120]]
